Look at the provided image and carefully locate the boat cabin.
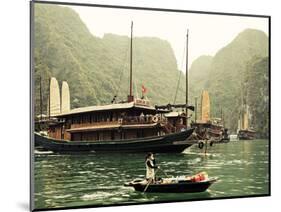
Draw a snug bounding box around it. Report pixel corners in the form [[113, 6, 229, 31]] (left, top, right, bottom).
[[164, 111, 187, 133], [48, 100, 171, 141]]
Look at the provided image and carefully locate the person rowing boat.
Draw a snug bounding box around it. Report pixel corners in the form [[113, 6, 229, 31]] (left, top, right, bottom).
[[124, 154, 218, 193], [145, 152, 160, 184]]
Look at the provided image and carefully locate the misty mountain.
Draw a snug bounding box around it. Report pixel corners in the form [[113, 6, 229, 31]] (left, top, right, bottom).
[[34, 4, 269, 137], [189, 29, 268, 135], [34, 4, 186, 115]]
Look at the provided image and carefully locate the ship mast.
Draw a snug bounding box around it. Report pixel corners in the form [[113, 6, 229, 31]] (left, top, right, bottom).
[[128, 21, 134, 102], [240, 80, 244, 130], [48, 78, 51, 120], [221, 107, 224, 127], [185, 29, 189, 128], [194, 97, 197, 123], [39, 76, 43, 123]]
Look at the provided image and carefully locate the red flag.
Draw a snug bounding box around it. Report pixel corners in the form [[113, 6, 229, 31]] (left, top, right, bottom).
[[142, 85, 147, 94]]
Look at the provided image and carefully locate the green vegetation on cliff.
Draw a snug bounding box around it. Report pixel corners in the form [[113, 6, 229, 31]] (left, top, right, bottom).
[[34, 4, 269, 137], [189, 29, 269, 134], [34, 4, 185, 115], [244, 57, 269, 138]]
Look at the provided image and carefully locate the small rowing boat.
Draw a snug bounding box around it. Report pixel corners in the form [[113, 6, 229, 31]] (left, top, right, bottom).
[[124, 172, 217, 193]]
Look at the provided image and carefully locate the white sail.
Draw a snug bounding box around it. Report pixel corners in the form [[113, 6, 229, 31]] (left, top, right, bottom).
[[237, 118, 241, 133], [201, 90, 210, 122], [61, 81, 70, 113], [49, 77, 61, 116]]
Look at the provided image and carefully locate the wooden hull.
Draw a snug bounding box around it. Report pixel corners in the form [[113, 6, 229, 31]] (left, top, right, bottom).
[[34, 128, 194, 153], [238, 129, 256, 140], [131, 179, 217, 193], [191, 122, 229, 142]]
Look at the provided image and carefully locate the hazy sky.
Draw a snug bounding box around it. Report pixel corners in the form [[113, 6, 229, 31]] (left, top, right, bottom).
[[69, 5, 268, 71]]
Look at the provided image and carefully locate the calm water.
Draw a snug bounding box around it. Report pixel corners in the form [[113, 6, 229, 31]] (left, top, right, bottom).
[[34, 139, 269, 209]]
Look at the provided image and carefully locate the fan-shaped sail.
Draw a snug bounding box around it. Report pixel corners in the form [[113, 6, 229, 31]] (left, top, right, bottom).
[[61, 81, 70, 113], [49, 77, 61, 116], [243, 105, 249, 130], [201, 90, 210, 121]]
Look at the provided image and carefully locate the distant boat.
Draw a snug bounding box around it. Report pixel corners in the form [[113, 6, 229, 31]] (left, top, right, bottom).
[[191, 90, 229, 143], [34, 23, 195, 153], [237, 104, 256, 140]]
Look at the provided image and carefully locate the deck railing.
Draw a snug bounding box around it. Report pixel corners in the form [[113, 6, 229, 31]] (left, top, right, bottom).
[[71, 121, 119, 129], [70, 116, 167, 129], [122, 115, 167, 125]]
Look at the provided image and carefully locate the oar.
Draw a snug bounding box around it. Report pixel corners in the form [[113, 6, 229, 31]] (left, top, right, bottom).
[[143, 169, 159, 193], [159, 167, 170, 178], [143, 178, 153, 193]]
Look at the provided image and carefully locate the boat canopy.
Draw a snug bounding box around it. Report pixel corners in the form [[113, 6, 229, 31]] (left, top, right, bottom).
[[55, 102, 156, 117], [164, 111, 185, 118]]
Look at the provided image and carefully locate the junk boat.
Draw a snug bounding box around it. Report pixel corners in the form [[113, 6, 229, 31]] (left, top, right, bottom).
[[237, 105, 256, 140], [237, 90, 256, 140], [124, 172, 217, 193], [34, 23, 196, 153], [190, 91, 229, 143]]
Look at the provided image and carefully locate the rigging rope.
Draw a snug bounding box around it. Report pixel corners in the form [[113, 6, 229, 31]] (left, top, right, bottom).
[[173, 71, 182, 104], [132, 38, 141, 99], [111, 39, 130, 103], [173, 41, 186, 104]]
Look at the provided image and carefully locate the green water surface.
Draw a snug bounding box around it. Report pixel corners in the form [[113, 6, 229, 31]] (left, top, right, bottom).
[[34, 139, 269, 209]]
